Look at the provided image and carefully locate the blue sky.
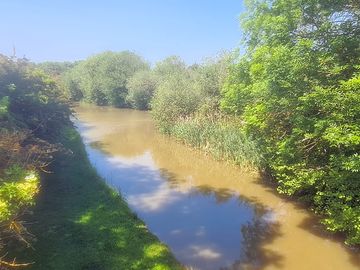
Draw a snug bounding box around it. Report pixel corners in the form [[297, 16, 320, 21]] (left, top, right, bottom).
[[0, 0, 244, 64]]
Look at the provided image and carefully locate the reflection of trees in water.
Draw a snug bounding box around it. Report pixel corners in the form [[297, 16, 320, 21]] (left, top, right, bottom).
[[98, 125, 155, 158], [239, 219, 268, 269], [77, 107, 155, 158], [152, 137, 259, 205], [151, 134, 250, 182], [89, 141, 109, 152], [195, 186, 234, 204], [222, 217, 283, 270], [158, 169, 239, 204]]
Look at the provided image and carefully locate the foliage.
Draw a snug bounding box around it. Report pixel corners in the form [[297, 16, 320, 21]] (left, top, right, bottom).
[[151, 55, 231, 132], [150, 54, 264, 170], [0, 54, 72, 266], [0, 54, 71, 139], [61, 66, 84, 101], [126, 70, 157, 110], [221, 0, 360, 244], [0, 166, 39, 223], [63, 51, 149, 107], [148, 53, 266, 173], [37, 61, 76, 78], [151, 70, 201, 133], [0, 166, 39, 269], [153, 56, 187, 78], [192, 52, 233, 99]]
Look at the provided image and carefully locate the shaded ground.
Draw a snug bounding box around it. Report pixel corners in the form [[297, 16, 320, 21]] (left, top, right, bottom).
[[16, 127, 182, 270]]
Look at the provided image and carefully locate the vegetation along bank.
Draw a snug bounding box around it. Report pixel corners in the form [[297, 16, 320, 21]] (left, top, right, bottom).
[[0, 55, 181, 269], [60, 0, 360, 246], [1, 1, 359, 268]]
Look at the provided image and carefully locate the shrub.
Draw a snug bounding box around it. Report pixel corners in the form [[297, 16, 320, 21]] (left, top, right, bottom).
[[127, 70, 157, 110]]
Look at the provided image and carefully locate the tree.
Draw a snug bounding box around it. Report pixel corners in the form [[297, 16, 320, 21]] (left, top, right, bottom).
[[153, 56, 187, 78], [151, 57, 201, 132], [63, 51, 149, 107], [126, 70, 157, 110], [37, 61, 75, 78], [0, 54, 72, 265], [221, 0, 360, 244]]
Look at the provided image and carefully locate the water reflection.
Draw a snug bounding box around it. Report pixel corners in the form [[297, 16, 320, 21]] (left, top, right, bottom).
[[75, 105, 360, 270]]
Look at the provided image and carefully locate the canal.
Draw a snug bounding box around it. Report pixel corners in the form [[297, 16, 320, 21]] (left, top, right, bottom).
[[75, 105, 359, 270]]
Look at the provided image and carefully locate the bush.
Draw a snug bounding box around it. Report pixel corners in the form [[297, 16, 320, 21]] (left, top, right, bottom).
[[0, 165, 39, 223], [126, 70, 157, 110], [0, 54, 72, 263], [151, 72, 201, 132], [63, 51, 149, 107]]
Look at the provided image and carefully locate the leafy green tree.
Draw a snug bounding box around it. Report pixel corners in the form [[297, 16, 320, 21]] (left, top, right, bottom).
[[193, 52, 232, 99], [63, 51, 149, 107], [61, 68, 83, 101], [151, 58, 201, 132], [153, 56, 187, 78], [0, 54, 70, 139], [0, 54, 72, 264], [126, 70, 157, 110], [37, 61, 75, 78], [221, 0, 360, 244], [151, 54, 233, 132]]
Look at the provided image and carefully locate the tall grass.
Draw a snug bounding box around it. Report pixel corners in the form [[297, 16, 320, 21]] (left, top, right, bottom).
[[170, 116, 264, 170]]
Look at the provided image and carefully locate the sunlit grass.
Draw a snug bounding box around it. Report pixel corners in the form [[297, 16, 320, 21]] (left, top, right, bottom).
[[170, 117, 264, 170]]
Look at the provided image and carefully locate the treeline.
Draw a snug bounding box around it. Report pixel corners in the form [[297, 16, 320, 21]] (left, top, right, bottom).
[[62, 51, 148, 107], [51, 0, 359, 245], [60, 51, 231, 111], [0, 55, 72, 266]]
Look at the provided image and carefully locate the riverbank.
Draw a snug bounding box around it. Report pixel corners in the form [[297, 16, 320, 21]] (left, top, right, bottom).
[[169, 116, 263, 170], [18, 127, 182, 270], [74, 105, 360, 269]]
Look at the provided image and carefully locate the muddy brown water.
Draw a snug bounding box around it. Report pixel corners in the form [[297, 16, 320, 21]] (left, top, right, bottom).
[[74, 105, 360, 270]]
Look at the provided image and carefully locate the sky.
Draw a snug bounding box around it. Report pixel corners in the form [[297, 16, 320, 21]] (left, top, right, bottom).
[[0, 0, 244, 64]]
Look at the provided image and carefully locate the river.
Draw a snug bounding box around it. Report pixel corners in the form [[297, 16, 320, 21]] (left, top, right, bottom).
[[74, 105, 359, 270]]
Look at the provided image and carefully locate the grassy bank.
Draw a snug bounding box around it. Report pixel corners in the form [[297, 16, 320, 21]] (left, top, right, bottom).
[[169, 117, 264, 170], [17, 127, 182, 270]]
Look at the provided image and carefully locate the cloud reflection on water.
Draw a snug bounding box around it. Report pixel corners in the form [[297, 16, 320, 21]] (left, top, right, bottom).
[[127, 182, 181, 212], [190, 245, 222, 260]]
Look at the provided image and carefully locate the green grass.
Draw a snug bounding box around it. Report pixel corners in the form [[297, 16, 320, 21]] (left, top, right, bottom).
[[17, 127, 182, 270], [170, 117, 264, 170]]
